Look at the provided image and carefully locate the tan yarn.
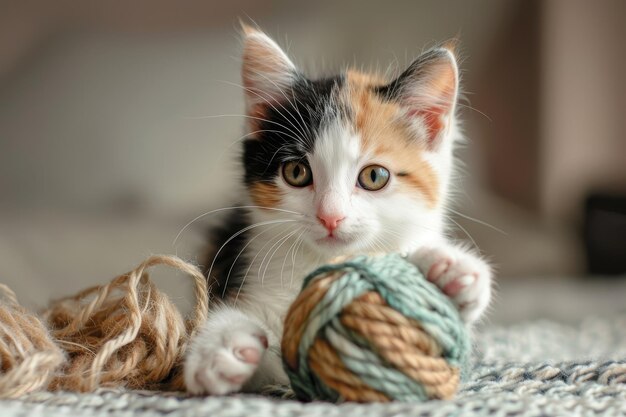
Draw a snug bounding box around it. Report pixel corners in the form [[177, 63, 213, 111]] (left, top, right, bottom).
[[0, 284, 65, 399], [309, 338, 389, 402], [0, 255, 208, 397], [341, 292, 460, 399]]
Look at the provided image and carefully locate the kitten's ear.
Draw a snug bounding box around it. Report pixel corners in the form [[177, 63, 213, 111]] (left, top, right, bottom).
[[381, 47, 459, 149], [241, 25, 297, 112]]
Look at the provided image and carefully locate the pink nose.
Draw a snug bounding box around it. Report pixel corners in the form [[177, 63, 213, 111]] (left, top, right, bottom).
[[317, 213, 345, 233]]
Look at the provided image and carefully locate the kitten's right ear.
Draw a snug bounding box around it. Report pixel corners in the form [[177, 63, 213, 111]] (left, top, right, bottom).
[[241, 24, 297, 113], [379, 47, 459, 150]]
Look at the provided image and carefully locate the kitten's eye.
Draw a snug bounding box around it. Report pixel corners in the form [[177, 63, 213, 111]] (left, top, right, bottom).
[[358, 165, 390, 191], [282, 161, 313, 187]]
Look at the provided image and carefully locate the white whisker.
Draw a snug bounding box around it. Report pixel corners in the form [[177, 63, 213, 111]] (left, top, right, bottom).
[[218, 79, 309, 144], [456, 101, 492, 122], [234, 225, 297, 303], [448, 217, 479, 251], [289, 229, 308, 289], [185, 114, 308, 148], [448, 208, 507, 235], [206, 219, 298, 292], [173, 205, 303, 246], [281, 228, 306, 289], [258, 226, 300, 286], [222, 222, 284, 298], [222, 74, 311, 144]]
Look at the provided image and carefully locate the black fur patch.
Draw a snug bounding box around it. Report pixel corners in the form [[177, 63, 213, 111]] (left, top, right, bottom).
[[242, 75, 345, 187], [203, 207, 251, 299]]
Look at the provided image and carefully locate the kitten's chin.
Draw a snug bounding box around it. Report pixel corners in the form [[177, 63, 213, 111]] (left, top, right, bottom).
[[309, 233, 372, 257], [315, 235, 351, 249]]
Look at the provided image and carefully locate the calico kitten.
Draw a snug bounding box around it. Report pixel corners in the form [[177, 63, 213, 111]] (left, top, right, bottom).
[[184, 26, 492, 395]]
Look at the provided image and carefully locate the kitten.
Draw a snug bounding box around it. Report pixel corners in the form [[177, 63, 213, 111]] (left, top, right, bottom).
[[184, 26, 492, 395]]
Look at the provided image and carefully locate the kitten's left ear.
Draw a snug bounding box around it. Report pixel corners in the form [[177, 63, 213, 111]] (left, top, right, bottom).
[[241, 24, 297, 113], [380, 47, 459, 149]]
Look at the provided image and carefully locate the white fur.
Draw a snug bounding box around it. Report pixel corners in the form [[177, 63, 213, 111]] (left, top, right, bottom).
[[184, 32, 492, 396]]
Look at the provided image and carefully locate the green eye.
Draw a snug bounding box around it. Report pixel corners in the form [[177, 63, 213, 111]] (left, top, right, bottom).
[[282, 161, 313, 187], [358, 165, 390, 191]]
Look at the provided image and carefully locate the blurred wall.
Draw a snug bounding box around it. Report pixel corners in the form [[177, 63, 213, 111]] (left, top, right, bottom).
[[541, 0, 626, 223], [0, 0, 515, 214], [0, 0, 522, 309], [0, 1, 624, 309]]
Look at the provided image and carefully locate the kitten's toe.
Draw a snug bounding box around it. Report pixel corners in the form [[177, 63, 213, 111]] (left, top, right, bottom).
[[191, 351, 252, 395], [412, 246, 492, 323], [448, 266, 491, 323], [235, 346, 262, 365], [425, 257, 454, 283], [184, 324, 268, 395], [441, 273, 476, 297]]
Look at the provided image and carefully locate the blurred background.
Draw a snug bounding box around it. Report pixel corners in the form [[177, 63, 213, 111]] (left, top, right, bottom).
[[1, 0, 625, 322]]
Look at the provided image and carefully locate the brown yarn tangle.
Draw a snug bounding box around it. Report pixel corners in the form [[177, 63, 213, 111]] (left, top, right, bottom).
[[0, 284, 65, 399], [0, 255, 208, 397]]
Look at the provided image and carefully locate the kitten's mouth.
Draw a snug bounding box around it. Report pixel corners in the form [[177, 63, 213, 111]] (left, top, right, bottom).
[[316, 234, 351, 246]]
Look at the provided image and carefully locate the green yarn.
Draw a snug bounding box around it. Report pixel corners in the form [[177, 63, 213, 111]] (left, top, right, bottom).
[[284, 253, 471, 402]]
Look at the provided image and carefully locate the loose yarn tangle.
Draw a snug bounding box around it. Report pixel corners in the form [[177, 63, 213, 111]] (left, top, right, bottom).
[[0, 255, 209, 397], [282, 254, 470, 403], [0, 284, 65, 399]]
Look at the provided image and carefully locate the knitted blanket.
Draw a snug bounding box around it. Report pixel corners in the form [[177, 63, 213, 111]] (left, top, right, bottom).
[[1, 314, 624, 417]]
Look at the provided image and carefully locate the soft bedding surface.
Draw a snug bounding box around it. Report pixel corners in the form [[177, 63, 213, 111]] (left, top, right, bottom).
[[2, 314, 625, 417]]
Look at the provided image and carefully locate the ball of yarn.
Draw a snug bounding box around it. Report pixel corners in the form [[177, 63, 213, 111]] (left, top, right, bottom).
[[282, 254, 470, 403]]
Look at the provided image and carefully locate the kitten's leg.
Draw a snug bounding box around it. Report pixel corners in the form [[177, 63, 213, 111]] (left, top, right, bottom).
[[409, 244, 492, 323], [184, 306, 274, 395]]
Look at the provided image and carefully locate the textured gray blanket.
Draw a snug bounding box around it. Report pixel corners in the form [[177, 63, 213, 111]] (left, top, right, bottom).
[[2, 315, 625, 417]]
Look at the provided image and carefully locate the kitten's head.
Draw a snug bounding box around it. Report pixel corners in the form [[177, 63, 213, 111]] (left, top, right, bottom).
[[240, 26, 460, 257]]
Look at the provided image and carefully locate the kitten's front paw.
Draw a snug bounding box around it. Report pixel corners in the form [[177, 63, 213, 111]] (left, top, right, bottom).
[[184, 319, 268, 395], [411, 246, 492, 323]]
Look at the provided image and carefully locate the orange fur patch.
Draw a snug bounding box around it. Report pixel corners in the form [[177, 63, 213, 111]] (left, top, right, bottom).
[[344, 71, 440, 208], [249, 182, 282, 208]]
